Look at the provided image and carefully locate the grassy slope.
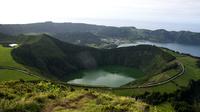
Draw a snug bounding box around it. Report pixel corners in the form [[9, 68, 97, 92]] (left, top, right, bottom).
[[0, 45, 23, 68], [0, 45, 41, 81], [0, 70, 39, 81], [113, 49, 200, 96], [1, 34, 175, 83], [147, 68, 178, 83], [0, 35, 179, 111], [165, 50, 200, 87], [12, 34, 175, 81], [0, 81, 173, 112]]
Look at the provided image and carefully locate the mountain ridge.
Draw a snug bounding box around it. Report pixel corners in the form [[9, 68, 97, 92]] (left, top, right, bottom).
[[0, 22, 200, 45], [11, 34, 175, 81]]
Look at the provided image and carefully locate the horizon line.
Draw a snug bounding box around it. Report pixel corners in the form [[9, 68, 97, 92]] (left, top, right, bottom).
[[0, 21, 198, 33]]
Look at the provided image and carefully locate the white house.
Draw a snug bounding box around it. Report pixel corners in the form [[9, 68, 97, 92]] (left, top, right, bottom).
[[9, 44, 18, 48]]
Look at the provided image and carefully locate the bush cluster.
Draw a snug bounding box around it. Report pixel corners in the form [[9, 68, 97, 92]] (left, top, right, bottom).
[[135, 80, 200, 112]]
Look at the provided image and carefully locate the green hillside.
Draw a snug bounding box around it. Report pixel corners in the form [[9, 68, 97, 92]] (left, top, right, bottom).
[[0, 33, 19, 44], [11, 34, 175, 81], [0, 22, 200, 45], [0, 45, 41, 81], [1, 33, 199, 111], [0, 80, 173, 112], [197, 60, 200, 68], [0, 70, 39, 81], [0, 45, 22, 67], [112, 49, 200, 96], [0, 40, 176, 112], [0, 33, 200, 112], [165, 50, 200, 87]]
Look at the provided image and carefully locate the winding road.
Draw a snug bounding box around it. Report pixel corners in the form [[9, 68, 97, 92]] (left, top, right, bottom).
[[136, 61, 185, 88], [60, 61, 185, 90], [0, 66, 41, 78], [0, 61, 185, 90]]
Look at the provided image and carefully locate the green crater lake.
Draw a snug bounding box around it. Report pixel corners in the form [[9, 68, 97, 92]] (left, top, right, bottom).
[[67, 66, 144, 87]]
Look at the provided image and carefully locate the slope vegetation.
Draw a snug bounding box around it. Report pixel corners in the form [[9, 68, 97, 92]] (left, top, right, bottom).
[[0, 22, 200, 45], [0, 45, 41, 81], [11, 34, 175, 81], [0, 80, 173, 112]]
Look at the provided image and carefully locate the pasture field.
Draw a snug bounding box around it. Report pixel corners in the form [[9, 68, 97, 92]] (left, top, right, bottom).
[[0, 69, 40, 81], [0, 45, 24, 68], [0, 45, 42, 81]]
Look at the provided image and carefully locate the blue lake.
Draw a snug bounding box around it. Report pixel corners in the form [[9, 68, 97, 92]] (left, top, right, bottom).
[[118, 41, 200, 57]]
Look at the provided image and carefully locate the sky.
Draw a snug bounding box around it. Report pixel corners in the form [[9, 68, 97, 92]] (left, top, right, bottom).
[[0, 0, 200, 32]]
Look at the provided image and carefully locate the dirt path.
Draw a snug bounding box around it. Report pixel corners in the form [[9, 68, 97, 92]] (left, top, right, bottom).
[[42, 93, 97, 112]]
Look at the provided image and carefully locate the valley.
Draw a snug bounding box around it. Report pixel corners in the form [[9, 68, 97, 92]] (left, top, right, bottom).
[[0, 22, 200, 112], [0, 34, 189, 90], [0, 34, 184, 89]]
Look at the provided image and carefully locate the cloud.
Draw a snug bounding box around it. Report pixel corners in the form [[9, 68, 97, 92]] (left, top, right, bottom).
[[0, 0, 199, 31]]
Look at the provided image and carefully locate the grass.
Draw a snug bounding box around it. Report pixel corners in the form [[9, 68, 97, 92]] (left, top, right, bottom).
[[152, 103, 175, 112], [112, 49, 200, 96], [0, 81, 173, 112], [148, 68, 179, 83], [0, 70, 40, 81], [167, 51, 200, 87], [112, 82, 178, 96], [0, 45, 24, 68], [0, 45, 42, 81], [0, 43, 197, 112], [1, 42, 199, 97], [0, 44, 179, 111]]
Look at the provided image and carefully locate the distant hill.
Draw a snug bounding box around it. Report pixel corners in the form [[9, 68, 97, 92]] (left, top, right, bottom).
[[55, 32, 105, 45], [11, 34, 175, 81], [0, 22, 200, 45], [0, 22, 105, 35], [0, 32, 18, 43]]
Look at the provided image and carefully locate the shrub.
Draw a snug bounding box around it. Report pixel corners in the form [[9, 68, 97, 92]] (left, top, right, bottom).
[[70, 87, 75, 92], [47, 94, 56, 99], [19, 79, 25, 83], [0, 92, 15, 100], [135, 92, 170, 105], [172, 101, 193, 112], [161, 62, 178, 73], [197, 60, 200, 68], [103, 105, 128, 112], [6, 102, 42, 112], [34, 97, 46, 103]]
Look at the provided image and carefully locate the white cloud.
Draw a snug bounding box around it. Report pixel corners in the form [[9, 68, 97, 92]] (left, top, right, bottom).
[[0, 0, 200, 31]]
